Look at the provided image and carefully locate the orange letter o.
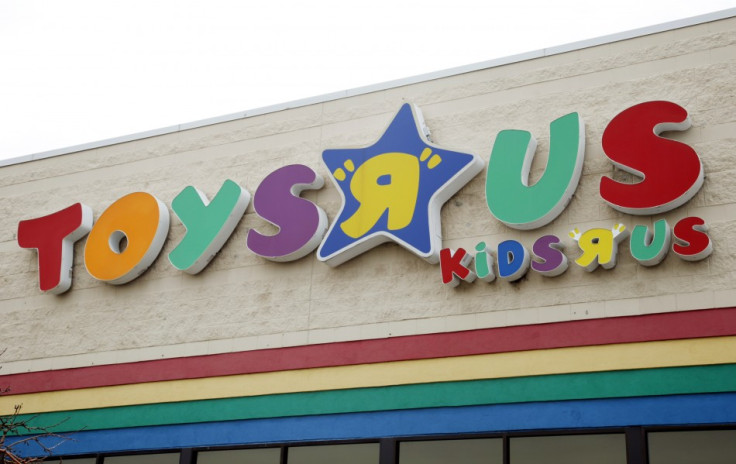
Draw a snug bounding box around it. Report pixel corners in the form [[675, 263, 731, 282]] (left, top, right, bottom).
[[84, 192, 169, 284]]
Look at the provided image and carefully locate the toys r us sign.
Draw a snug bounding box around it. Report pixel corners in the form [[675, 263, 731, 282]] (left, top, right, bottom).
[[17, 101, 712, 294]]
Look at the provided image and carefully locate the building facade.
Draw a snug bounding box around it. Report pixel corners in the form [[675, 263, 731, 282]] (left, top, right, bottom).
[[2, 10, 736, 464]]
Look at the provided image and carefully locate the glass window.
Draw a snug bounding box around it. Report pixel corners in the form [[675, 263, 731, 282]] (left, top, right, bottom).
[[105, 453, 180, 464], [197, 448, 280, 464], [400, 438, 502, 464], [510, 434, 626, 464], [46, 459, 97, 464], [648, 430, 736, 464], [288, 443, 379, 464]]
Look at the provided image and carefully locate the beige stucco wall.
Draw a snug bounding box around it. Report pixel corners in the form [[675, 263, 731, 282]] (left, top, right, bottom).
[[1, 15, 735, 374]]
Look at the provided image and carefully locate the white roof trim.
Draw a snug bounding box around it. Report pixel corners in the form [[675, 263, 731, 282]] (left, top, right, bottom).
[[3, 7, 735, 168]]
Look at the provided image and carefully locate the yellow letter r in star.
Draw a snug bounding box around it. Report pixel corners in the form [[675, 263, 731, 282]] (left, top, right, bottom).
[[340, 152, 420, 238]]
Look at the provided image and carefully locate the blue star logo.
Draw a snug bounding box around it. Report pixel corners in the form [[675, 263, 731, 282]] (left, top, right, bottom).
[[317, 103, 483, 266]]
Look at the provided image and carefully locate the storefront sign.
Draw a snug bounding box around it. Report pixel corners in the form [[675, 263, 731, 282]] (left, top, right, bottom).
[[17, 101, 712, 294]]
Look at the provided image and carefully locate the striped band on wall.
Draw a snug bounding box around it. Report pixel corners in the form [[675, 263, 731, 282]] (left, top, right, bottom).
[[5, 307, 736, 394], [4, 307, 736, 456]]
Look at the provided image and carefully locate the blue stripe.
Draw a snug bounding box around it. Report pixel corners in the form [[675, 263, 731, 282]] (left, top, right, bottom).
[[17, 393, 736, 456]]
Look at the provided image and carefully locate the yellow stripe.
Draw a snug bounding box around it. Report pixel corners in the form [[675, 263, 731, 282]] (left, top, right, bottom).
[[5, 336, 736, 415]]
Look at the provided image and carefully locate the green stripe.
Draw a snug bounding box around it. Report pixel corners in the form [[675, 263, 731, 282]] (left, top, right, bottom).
[[13, 364, 736, 436]]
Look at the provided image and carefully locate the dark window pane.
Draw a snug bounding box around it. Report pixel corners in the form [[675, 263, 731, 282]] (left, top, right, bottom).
[[105, 454, 180, 464], [198, 448, 281, 464], [288, 443, 379, 464], [400, 438, 502, 464], [648, 430, 736, 464], [46, 459, 96, 464], [510, 434, 626, 464]]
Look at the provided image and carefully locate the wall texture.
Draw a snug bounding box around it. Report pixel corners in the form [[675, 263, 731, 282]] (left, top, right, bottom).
[[1, 15, 735, 376]]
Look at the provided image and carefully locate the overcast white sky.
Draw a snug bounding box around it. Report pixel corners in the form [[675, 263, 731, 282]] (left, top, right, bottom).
[[1, 0, 734, 162]]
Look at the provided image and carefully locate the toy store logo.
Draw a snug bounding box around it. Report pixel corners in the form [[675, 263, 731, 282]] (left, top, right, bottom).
[[317, 104, 480, 266], [17, 101, 711, 294]]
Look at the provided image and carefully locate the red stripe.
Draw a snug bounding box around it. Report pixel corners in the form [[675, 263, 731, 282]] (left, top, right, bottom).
[[4, 307, 736, 395]]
